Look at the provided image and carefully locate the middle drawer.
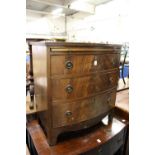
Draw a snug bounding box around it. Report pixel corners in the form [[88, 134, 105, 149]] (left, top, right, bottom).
[[51, 71, 119, 102]]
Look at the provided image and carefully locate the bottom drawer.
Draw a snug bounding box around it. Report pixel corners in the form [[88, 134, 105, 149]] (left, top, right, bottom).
[[52, 90, 116, 128]]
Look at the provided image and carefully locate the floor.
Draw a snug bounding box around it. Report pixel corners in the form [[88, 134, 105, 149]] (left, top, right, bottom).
[[115, 89, 129, 113], [26, 94, 37, 115], [26, 145, 30, 155], [117, 77, 129, 91]]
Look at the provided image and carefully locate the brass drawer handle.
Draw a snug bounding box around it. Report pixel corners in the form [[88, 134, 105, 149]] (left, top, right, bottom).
[[66, 85, 73, 93], [65, 61, 73, 69], [65, 111, 72, 117]]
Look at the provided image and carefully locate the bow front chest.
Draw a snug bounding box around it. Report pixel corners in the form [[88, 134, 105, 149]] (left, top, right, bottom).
[[31, 41, 121, 145]]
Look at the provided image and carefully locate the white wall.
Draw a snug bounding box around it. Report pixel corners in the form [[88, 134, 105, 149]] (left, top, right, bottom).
[[66, 0, 129, 43], [26, 13, 66, 36]]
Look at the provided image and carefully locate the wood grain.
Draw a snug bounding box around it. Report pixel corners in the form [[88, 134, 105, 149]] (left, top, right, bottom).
[[27, 115, 127, 155], [50, 54, 120, 76], [51, 71, 118, 102], [52, 91, 116, 128], [31, 42, 121, 145]]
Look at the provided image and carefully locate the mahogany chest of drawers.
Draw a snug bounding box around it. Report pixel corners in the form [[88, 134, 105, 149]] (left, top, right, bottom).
[[31, 41, 121, 145]]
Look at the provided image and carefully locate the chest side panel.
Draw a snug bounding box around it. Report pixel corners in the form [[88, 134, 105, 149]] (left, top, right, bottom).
[[32, 45, 48, 111]]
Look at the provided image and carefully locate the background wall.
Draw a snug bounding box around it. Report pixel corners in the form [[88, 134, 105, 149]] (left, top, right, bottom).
[[26, 0, 129, 43], [66, 0, 129, 43], [26, 13, 66, 36]]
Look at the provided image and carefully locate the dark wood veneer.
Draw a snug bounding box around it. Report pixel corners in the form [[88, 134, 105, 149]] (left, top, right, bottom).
[[31, 41, 121, 145], [51, 71, 119, 102], [27, 109, 128, 155]]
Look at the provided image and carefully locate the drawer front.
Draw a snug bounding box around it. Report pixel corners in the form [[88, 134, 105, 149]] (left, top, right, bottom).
[[50, 54, 120, 76], [52, 91, 116, 128], [51, 71, 119, 102]]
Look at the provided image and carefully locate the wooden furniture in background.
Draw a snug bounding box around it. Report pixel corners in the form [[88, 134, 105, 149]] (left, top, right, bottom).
[[115, 89, 129, 155], [30, 41, 121, 145], [26, 88, 129, 155], [27, 107, 128, 155]]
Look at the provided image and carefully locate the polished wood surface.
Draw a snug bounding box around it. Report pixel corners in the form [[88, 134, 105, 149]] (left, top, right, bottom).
[[30, 41, 122, 48], [52, 90, 116, 128], [32, 45, 48, 112], [26, 82, 129, 115], [51, 71, 118, 102], [31, 42, 121, 145], [50, 54, 120, 76], [27, 109, 128, 155], [26, 89, 129, 154], [115, 90, 129, 155]]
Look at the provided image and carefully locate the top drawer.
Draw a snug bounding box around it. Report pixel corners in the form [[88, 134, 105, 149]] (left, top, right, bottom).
[[50, 54, 120, 76]]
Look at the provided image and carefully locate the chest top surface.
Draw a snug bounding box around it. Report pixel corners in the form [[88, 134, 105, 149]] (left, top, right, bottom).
[[30, 41, 122, 50]]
